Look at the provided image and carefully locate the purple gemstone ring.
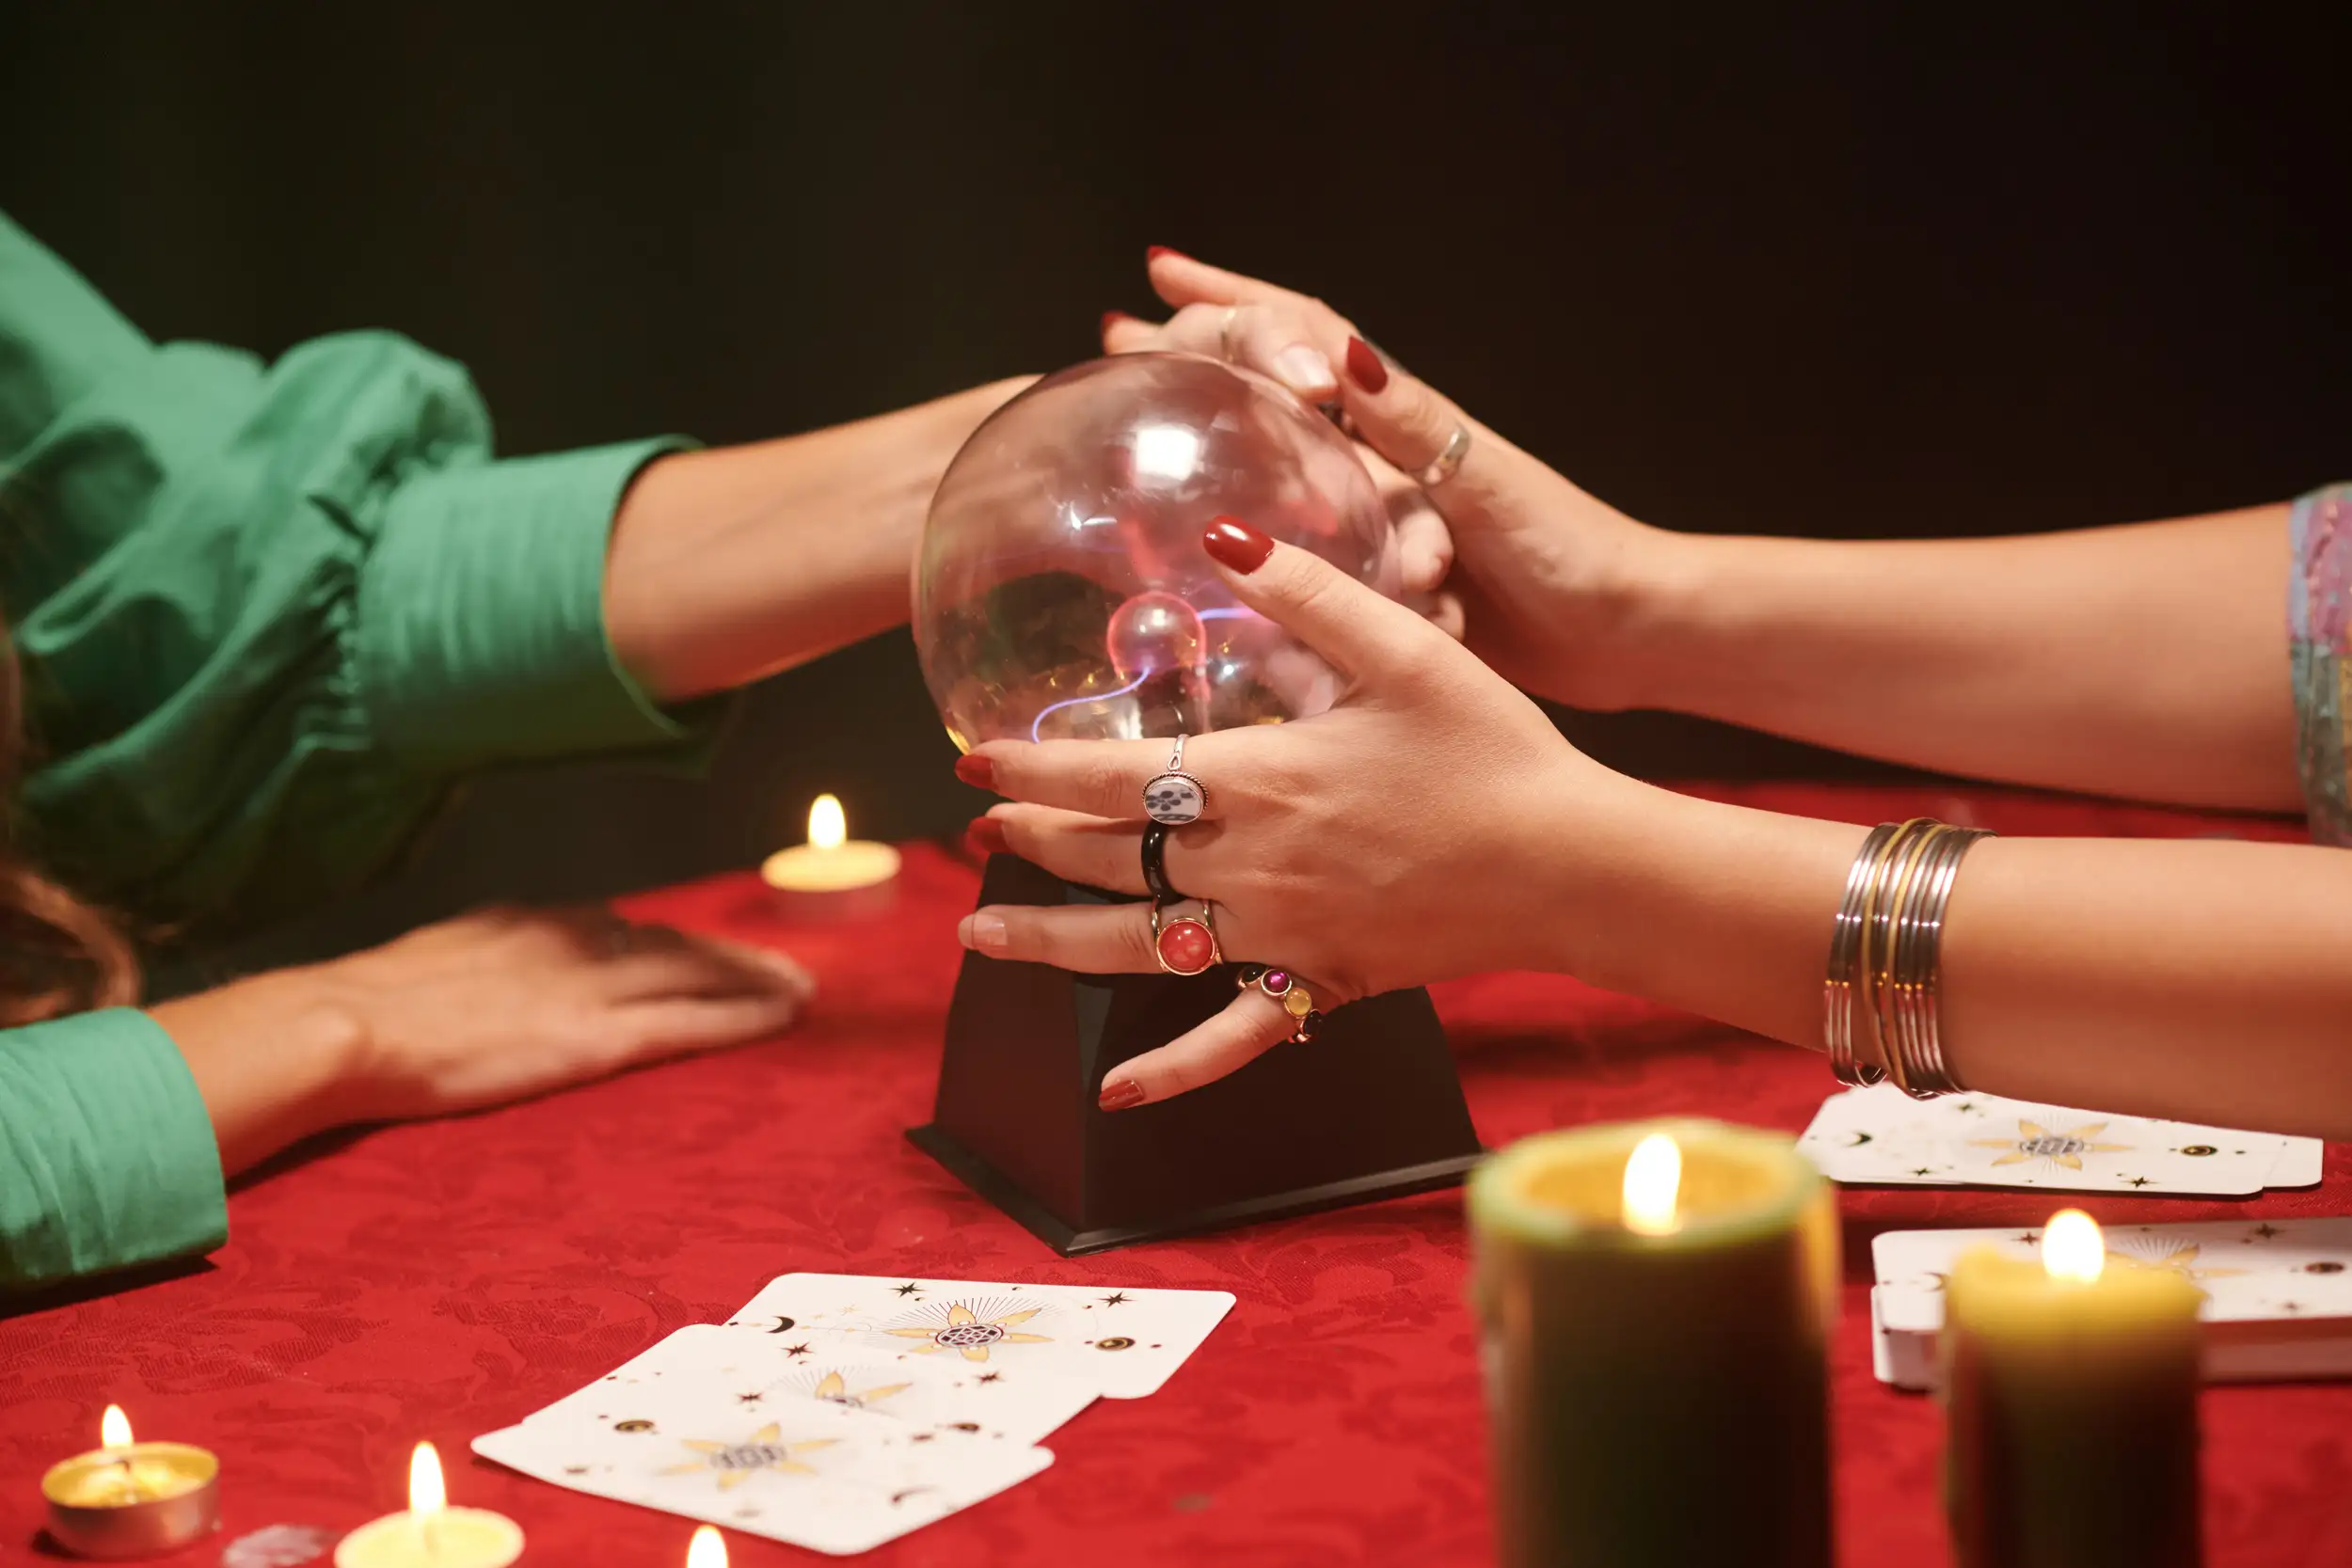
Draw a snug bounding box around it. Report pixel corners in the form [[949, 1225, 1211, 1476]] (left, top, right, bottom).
[[1234, 964, 1322, 1044]]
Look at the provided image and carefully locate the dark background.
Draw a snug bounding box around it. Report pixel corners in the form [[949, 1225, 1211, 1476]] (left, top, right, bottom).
[[4, 4, 2347, 964]]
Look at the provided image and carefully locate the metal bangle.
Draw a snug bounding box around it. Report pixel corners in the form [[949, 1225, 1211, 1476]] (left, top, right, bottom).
[[1889, 827, 1989, 1097], [1855, 818, 1936, 1096], [1140, 823, 1183, 901], [1823, 822, 1899, 1085]]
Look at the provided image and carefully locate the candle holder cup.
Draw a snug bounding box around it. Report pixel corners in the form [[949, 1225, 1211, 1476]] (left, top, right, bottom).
[[909, 852, 1485, 1254]]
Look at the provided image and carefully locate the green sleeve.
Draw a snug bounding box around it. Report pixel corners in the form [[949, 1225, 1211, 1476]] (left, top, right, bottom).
[[0, 1010, 225, 1291], [0, 208, 724, 929]]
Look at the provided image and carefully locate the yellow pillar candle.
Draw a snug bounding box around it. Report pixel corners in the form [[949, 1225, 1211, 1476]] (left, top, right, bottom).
[[1942, 1209, 2203, 1568], [1469, 1118, 1838, 1568], [40, 1405, 221, 1560], [760, 794, 901, 920], [335, 1443, 522, 1568]]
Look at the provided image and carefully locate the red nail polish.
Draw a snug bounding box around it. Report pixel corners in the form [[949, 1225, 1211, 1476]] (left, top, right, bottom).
[[1101, 309, 1137, 336], [1098, 1079, 1147, 1112], [1345, 336, 1389, 393], [1146, 245, 1188, 264], [954, 753, 995, 789], [1203, 515, 1275, 575], [965, 816, 1009, 856]]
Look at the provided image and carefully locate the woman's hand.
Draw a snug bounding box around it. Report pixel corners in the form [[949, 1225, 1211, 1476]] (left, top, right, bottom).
[[1100, 254, 1462, 641], [1109, 249, 1673, 710], [957, 517, 1645, 1110], [154, 907, 813, 1174]]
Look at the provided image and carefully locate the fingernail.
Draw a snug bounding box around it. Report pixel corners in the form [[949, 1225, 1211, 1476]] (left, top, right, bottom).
[[1203, 515, 1275, 575], [1345, 336, 1389, 393], [1275, 345, 1336, 394], [1098, 1079, 1146, 1112], [965, 816, 1009, 857], [960, 911, 1007, 952], [1146, 245, 1187, 264], [954, 753, 994, 788], [1101, 309, 1138, 337]]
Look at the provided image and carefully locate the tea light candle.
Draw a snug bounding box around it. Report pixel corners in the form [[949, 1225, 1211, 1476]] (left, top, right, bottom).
[[1942, 1210, 2203, 1568], [40, 1405, 221, 1560], [334, 1443, 521, 1568], [760, 794, 900, 920], [1469, 1119, 1838, 1568]]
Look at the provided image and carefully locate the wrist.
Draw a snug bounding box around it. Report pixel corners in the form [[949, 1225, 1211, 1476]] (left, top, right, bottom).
[[149, 966, 374, 1176], [1589, 527, 1720, 714]]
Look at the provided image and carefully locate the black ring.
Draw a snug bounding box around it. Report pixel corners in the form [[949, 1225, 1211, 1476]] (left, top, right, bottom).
[[1141, 823, 1184, 901]]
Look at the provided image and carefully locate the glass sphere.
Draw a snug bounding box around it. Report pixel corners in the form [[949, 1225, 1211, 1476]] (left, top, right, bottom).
[[914, 352, 1398, 750]]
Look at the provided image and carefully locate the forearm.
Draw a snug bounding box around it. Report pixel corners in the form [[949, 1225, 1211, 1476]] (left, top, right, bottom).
[[604, 375, 1034, 701], [1551, 787, 2352, 1138], [1615, 506, 2298, 812]]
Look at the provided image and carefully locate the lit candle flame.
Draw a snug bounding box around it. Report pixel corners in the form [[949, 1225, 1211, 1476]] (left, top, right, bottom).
[[688, 1525, 728, 1568], [2042, 1209, 2106, 1284], [1621, 1132, 1682, 1237], [408, 1441, 447, 1517], [100, 1405, 132, 1449], [808, 795, 846, 851]]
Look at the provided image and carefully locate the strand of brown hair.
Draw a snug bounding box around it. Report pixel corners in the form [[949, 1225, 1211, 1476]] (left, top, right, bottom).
[[0, 613, 138, 1025]]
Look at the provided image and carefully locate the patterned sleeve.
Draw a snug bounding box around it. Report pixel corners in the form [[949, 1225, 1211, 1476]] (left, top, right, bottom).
[[2289, 483, 2352, 845]]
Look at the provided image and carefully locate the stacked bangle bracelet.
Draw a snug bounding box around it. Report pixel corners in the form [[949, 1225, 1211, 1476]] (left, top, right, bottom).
[[1821, 817, 1991, 1099]]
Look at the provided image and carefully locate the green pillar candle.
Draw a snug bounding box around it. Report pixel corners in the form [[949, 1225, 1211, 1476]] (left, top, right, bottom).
[[1468, 1117, 1838, 1568], [1942, 1210, 2203, 1568]]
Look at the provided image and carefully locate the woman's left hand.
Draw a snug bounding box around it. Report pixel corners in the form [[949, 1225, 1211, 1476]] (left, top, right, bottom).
[[957, 517, 1639, 1111]]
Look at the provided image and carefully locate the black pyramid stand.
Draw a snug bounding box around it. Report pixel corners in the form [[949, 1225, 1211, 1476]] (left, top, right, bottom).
[[907, 853, 1486, 1255]]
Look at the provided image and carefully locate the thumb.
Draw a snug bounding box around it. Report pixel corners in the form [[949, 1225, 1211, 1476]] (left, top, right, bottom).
[[1201, 516, 1446, 685]]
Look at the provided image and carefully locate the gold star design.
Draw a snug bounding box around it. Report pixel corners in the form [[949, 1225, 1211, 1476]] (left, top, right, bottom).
[[784, 1343, 813, 1358], [811, 1370, 913, 1409], [884, 1301, 1053, 1363], [1972, 1118, 2134, 1171], [661, 1424, 840, 1492]]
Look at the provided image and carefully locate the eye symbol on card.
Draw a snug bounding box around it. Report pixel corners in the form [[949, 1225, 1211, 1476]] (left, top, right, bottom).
[[662, 1425, 840, 1491], [2178, 1146, 2218, 1158], [613, 1419, 657, 1433], [1094, 1337, 1136, 1352], [1970, 1118, 2133, 1171], [882, 1300, 1053, 1363]]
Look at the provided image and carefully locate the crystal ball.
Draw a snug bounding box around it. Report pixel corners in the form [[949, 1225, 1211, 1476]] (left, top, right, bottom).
[[914, 353, 1398, 750]]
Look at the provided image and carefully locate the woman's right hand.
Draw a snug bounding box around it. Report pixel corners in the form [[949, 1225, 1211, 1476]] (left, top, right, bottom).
[[153, 907, 813, 1174], [1108, 249, 1676, 712]]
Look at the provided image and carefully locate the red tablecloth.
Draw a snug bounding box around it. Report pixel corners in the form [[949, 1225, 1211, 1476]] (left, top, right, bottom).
[[4, 784, 2347, 1567]]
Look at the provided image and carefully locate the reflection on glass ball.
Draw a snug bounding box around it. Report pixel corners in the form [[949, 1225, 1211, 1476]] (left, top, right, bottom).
[[914, 353, 1397, 750]]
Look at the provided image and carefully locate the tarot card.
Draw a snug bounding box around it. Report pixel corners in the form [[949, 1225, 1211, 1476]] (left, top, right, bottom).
[[2268, 1137, 2324, 1189], [723, 1274, 1235, 1399], [524, 1324, 1097, 1449], [1800, 1085, 2282, 1195], [1873, 1217, 2352, 1323], [474, 1379, 1051, 1556]]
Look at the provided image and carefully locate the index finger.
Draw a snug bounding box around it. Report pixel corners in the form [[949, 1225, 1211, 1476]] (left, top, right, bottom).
[[968, 734, 1233, 822]]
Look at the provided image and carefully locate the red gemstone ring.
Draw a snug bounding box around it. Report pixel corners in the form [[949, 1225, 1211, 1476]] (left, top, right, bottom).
[[1150, 896, 1222, 977], [1236, 964, 1325, 1044]]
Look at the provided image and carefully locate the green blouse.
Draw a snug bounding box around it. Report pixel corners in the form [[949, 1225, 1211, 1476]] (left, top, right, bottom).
[[0, 212, 713, 1291]]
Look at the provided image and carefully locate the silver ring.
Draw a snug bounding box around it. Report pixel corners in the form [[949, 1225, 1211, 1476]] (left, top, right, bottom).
[[1217, 306, 1239, 363], [1143, 733, 1206, 826], [1417, 424, 1471, 487]]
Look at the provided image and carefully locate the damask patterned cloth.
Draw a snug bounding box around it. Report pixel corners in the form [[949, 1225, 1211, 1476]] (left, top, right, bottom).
[[2291, 483, 2352, 844], [1, 784, 2345, 1568]]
